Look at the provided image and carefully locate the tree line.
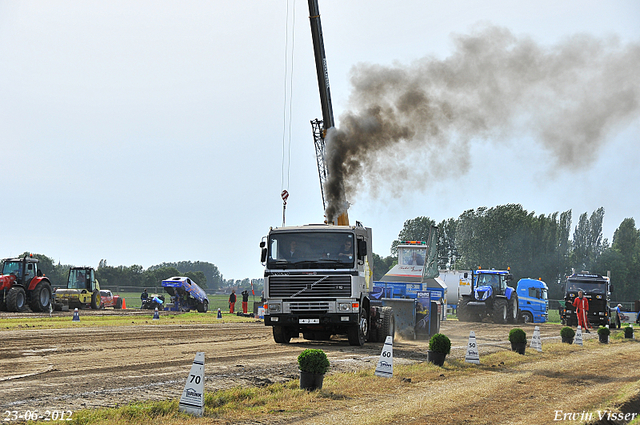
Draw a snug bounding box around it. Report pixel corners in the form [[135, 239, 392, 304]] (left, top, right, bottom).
[[374, 204, 639, 301]]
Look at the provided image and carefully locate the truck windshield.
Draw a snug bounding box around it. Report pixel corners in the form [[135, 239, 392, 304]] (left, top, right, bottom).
[[267, 231, 354, 269], [541, 289, 548, 300], [566, 280, 607, 294]]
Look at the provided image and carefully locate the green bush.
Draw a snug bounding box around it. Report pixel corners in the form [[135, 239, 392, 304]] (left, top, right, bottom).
[[624, 326, 634, 338], [597, 326, 610, 337], [428, 333, 451, 355], [508, 328, 527, 344], [297, 349, 330, 374], [560, 326, 575, 339]]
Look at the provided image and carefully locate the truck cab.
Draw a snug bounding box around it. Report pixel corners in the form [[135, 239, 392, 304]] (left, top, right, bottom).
[[516, 278, 548, 323], [560, 272, 612, 327], [260, 223, 392, 346]]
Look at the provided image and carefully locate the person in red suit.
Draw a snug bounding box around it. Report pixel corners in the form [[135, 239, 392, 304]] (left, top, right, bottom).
[[572, 290, 591, 333]]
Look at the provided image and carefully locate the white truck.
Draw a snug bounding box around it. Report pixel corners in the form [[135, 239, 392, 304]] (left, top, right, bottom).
[[259, 223, 394, 346]]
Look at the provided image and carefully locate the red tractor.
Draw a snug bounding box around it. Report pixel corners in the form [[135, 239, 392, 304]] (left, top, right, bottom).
[[0, 255, 53, 312]]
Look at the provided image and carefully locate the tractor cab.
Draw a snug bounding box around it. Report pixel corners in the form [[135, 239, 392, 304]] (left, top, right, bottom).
[[473, 271, 511, 300], [67, 267, 97, 292]]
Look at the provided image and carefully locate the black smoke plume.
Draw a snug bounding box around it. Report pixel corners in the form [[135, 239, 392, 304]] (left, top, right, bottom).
[[323, 25, 640, 223]]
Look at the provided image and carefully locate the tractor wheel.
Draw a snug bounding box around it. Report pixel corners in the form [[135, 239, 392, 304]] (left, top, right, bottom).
[[0, 295, 6, 311], [492, 298, 508, 324], [457, 298, 472, 322], [91, 291, 102, 310], [29, 281, 52, 312], [348, 309, 368, 346], [272, 326, 292, 344], [7, 287, 27, 312], [507, 293, 519, 324], [379, 306, 395, 342], [115, 298, 123, 309]]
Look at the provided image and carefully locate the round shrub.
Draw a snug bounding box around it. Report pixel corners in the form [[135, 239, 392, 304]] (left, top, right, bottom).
[[508, 328, 527, 344], [297, 349, 330, 374], [597, 326, 610, 337], [428, 333, 451, 355], [624, 326, 634, 338], [560, 327, 575, 339]]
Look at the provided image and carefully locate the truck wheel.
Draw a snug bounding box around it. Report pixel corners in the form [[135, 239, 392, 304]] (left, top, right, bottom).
[[521, 311, 533, 323], [115, 298, 123, 309], [29, 281, 52, 312], [379, 306, 395, 342], [272, 326, 291, 344], [91, 291, 102, 310], [507, 293, 519, 324], [7, 287, 27, 312], [348, 309, 368, 346], [492, 298, 508, 324]]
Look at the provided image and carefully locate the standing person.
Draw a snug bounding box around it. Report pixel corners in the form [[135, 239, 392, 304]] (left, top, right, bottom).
[[241, 289, 249, 314], [572, 290, 591, 333], [141, 288, 149, 307], [228, 289, 236, 314]]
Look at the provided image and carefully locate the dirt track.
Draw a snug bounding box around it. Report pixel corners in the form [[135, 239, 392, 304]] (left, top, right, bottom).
[[1, 316, 639, 424]]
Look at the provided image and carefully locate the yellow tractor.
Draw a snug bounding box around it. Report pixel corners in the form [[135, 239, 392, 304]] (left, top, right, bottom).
[[52, 267, 102, 310]]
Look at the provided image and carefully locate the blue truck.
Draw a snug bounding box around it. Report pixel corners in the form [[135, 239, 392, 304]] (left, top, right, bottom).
[[516, 278, 548, 323], [161, 276, 209, 313]]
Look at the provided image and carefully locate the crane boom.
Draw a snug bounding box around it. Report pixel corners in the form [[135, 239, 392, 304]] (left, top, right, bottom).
[[308, 0, 348, 226]]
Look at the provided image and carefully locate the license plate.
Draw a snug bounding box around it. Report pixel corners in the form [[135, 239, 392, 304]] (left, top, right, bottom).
[[299, 318, 319, 324]]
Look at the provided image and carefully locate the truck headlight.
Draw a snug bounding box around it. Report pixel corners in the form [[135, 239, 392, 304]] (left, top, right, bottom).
[[267, 303, 281, 313], [338, 303, 351, 312]]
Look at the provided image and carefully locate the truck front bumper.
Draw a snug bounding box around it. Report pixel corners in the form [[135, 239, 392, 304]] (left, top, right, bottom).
[[264, 313, 359, 328]]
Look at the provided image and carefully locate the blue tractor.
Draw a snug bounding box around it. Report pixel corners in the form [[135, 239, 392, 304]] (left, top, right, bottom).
[[457, 269, 519, 324]]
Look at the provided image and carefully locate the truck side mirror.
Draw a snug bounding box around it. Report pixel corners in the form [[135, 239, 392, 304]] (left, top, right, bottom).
[[610, 284, 613, 293], [357, 239, 367, 257], [464, 272, 468, 278], [260, 248, 267, 263], [259, 241, 265, 248]]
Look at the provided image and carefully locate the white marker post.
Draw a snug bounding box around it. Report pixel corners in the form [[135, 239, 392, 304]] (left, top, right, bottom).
[[465, 331, 480, 364], [531, 326, 542, 352], [179, 352, 205, 417], [374, 336, 394, 378], [575, 326, 583, 346]]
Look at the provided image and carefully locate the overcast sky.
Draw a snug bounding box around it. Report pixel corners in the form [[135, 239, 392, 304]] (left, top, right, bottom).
[[1, 1, 639, 281]]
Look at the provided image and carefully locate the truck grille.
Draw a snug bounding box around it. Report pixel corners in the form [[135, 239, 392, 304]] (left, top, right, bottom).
[[268, 275, 351, 298], [289, 302, 330, 312]]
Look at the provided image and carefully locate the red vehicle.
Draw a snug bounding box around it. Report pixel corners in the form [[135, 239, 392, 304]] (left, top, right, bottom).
[[99, 290, 125, 309], [0, 255, 52, 312]]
